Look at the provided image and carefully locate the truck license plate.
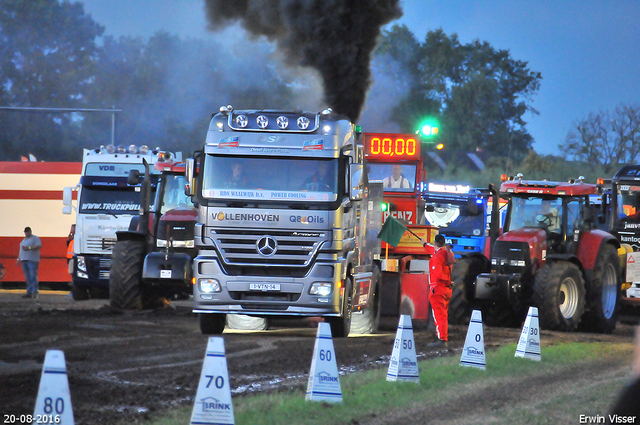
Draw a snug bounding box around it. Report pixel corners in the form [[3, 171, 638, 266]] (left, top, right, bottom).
[[160, 270, 172, 278], [249, 283, 280, 291]]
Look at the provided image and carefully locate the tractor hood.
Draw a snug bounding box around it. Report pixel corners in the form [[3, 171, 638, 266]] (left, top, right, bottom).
[[494, 227, 547, 268], [161, 205, 198, 222]]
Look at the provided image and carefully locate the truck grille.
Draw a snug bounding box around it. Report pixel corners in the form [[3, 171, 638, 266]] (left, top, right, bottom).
[[99, 258, 111, 280], [86, 236, 117, 253], [210, 228, 326, 268]]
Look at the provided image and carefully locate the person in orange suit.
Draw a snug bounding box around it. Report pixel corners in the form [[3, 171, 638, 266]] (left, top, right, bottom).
[[427, 233, 455, 348]]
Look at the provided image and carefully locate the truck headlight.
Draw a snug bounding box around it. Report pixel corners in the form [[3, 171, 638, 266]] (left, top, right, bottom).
[[77, 256, 86, 272], [309, 282, 332, 296], [491, 258, 497, 266], [171, 240, 195, 248], [510, 260, 526, 267], [199, 279, 221, 293]]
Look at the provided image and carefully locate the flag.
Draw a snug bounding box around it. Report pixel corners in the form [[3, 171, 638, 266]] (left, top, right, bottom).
[[377, 216, 408, 247]]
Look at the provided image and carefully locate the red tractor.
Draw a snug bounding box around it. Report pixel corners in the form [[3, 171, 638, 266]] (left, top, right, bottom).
[[474, 174, 622, 332]]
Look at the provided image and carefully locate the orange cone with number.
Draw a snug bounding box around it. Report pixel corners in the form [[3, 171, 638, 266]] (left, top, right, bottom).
[[190, 337, 235, 425]]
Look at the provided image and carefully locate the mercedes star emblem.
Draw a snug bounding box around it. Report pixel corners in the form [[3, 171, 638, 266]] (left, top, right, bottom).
[[256, 236, 278, 256]]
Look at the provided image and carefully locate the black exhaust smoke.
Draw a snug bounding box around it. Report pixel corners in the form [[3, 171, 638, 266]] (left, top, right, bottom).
[[204, 0, 402, 122]]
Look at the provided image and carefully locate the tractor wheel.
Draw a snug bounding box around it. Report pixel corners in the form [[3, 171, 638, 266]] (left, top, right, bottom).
[[200, 313, 226, 335], [71, 283, 89, 301], [226, 315, 269, 331], [533, 261, 585, 331], [580, 244, 621, 333], [327, 276, 353, 338], [109, 240, 145, 311], [449, 256, 485, 325], [350, 265, 382, 334]]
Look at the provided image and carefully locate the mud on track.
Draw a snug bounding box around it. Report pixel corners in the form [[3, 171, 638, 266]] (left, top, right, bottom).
[[0, 291, 636, 425]]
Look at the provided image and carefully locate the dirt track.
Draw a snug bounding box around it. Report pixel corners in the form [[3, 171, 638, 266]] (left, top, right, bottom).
[[0, 290, 637, 425]]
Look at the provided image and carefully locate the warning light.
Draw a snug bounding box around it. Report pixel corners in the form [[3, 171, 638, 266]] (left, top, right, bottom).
[[436, 143, 444, 150]]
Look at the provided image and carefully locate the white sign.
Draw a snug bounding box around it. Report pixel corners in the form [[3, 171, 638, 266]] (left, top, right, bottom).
[[460, 310, 486, 370], [515, 306, 541, 361], [306, 322, 343, 403], [34, 350, 75, 425], [387, 315, 420, 383], [626, 252, 640, 283]]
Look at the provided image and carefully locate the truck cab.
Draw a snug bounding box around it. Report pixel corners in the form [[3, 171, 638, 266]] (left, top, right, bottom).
[[188, 107, 382, 337]]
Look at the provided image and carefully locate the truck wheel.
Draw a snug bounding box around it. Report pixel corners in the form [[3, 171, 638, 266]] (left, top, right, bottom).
[[350, 266, 382, 334], [109, 240, 145, 310], [226, 315, 269, 331], [580, 244, 621, 333], [533, 261, 585, 331], [71, 284, 89, 301], [328, 276, 353, 338], [200, 313, 226, 335], [449, 256, 485, 325]]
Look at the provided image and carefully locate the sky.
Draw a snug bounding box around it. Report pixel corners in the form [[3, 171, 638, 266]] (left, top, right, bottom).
[[79, 0, 640, 156]]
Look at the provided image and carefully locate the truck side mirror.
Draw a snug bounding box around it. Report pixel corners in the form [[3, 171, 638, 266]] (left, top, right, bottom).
[[185, 157, 195, 196], [128, 169, 141, 185], [349, 163, 363, 201], [62, 187, 72, 214]]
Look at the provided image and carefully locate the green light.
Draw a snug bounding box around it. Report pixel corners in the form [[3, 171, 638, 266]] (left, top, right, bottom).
[[381, 202, 389, 212], [418, 117, 440, 137]]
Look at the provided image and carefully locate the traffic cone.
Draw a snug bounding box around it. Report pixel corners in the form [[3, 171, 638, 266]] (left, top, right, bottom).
[[34, 350, 75, 424], [515, 306, 541, 361], [306, 322, 343, 403], [190, 337, 235, 425], [387, 314, 420, 383], [459, 310, 486, 370]]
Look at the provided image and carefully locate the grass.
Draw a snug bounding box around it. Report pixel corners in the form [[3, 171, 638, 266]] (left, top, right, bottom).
[[140, 342, 634, 425]]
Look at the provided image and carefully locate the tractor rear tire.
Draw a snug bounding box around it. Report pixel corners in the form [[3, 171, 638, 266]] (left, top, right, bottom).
[[328, 276, 353, 338], [109, 240, 145, 311], [200, 313, 226, 335], [350, 266, 382, 334], [533, 261, 585, 331], [449, 256, 485, 325], [580, 244, 621, 333], [226, 315, 269, 331]]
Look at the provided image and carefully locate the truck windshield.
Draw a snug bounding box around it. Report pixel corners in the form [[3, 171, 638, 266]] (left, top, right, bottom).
[[158, 175, 193, 214], [201, 155, 338, 202], [79, 186, 148, 215], [617, 188, 640, 224], [506, 196, 562, 232], [368, 163, 416, 192], [424, 203, 485, 237]]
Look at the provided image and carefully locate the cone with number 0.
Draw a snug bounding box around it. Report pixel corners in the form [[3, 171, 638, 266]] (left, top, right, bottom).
[[459, 309, 486, 370], [306, 322, 343, 403], [190, 337, 235, 425]]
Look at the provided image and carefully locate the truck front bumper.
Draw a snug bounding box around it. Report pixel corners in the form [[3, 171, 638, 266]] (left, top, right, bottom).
[[192, 254, 344, 317], [474, 273, 522, 302]]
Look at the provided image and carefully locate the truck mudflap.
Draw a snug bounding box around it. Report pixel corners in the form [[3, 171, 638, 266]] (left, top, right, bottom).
[[142, 251, 192, 282], [475, 273, 522, 302]]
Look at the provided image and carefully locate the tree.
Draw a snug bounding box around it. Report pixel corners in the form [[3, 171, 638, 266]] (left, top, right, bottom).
[[0, 0, 103, 160], [373, 26, 541, 162], [562, 104, 640, 173]]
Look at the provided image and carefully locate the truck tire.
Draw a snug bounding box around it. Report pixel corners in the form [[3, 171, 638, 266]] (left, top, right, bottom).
[[71, 284, 89, 301], [350, 266, 382, 334], [109, 240, 145, 311], [200, 313, 226, 335], [533, 261, 585, 331], [328, 276, 353, 338], [226, 314, 269, 331], [580, 244, 621, 333], [449, 256, 485, 325]]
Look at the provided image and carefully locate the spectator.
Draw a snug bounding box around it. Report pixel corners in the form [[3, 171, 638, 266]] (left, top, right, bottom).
[[16, 226, 42, 298], [383, 165, 411, 189]]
